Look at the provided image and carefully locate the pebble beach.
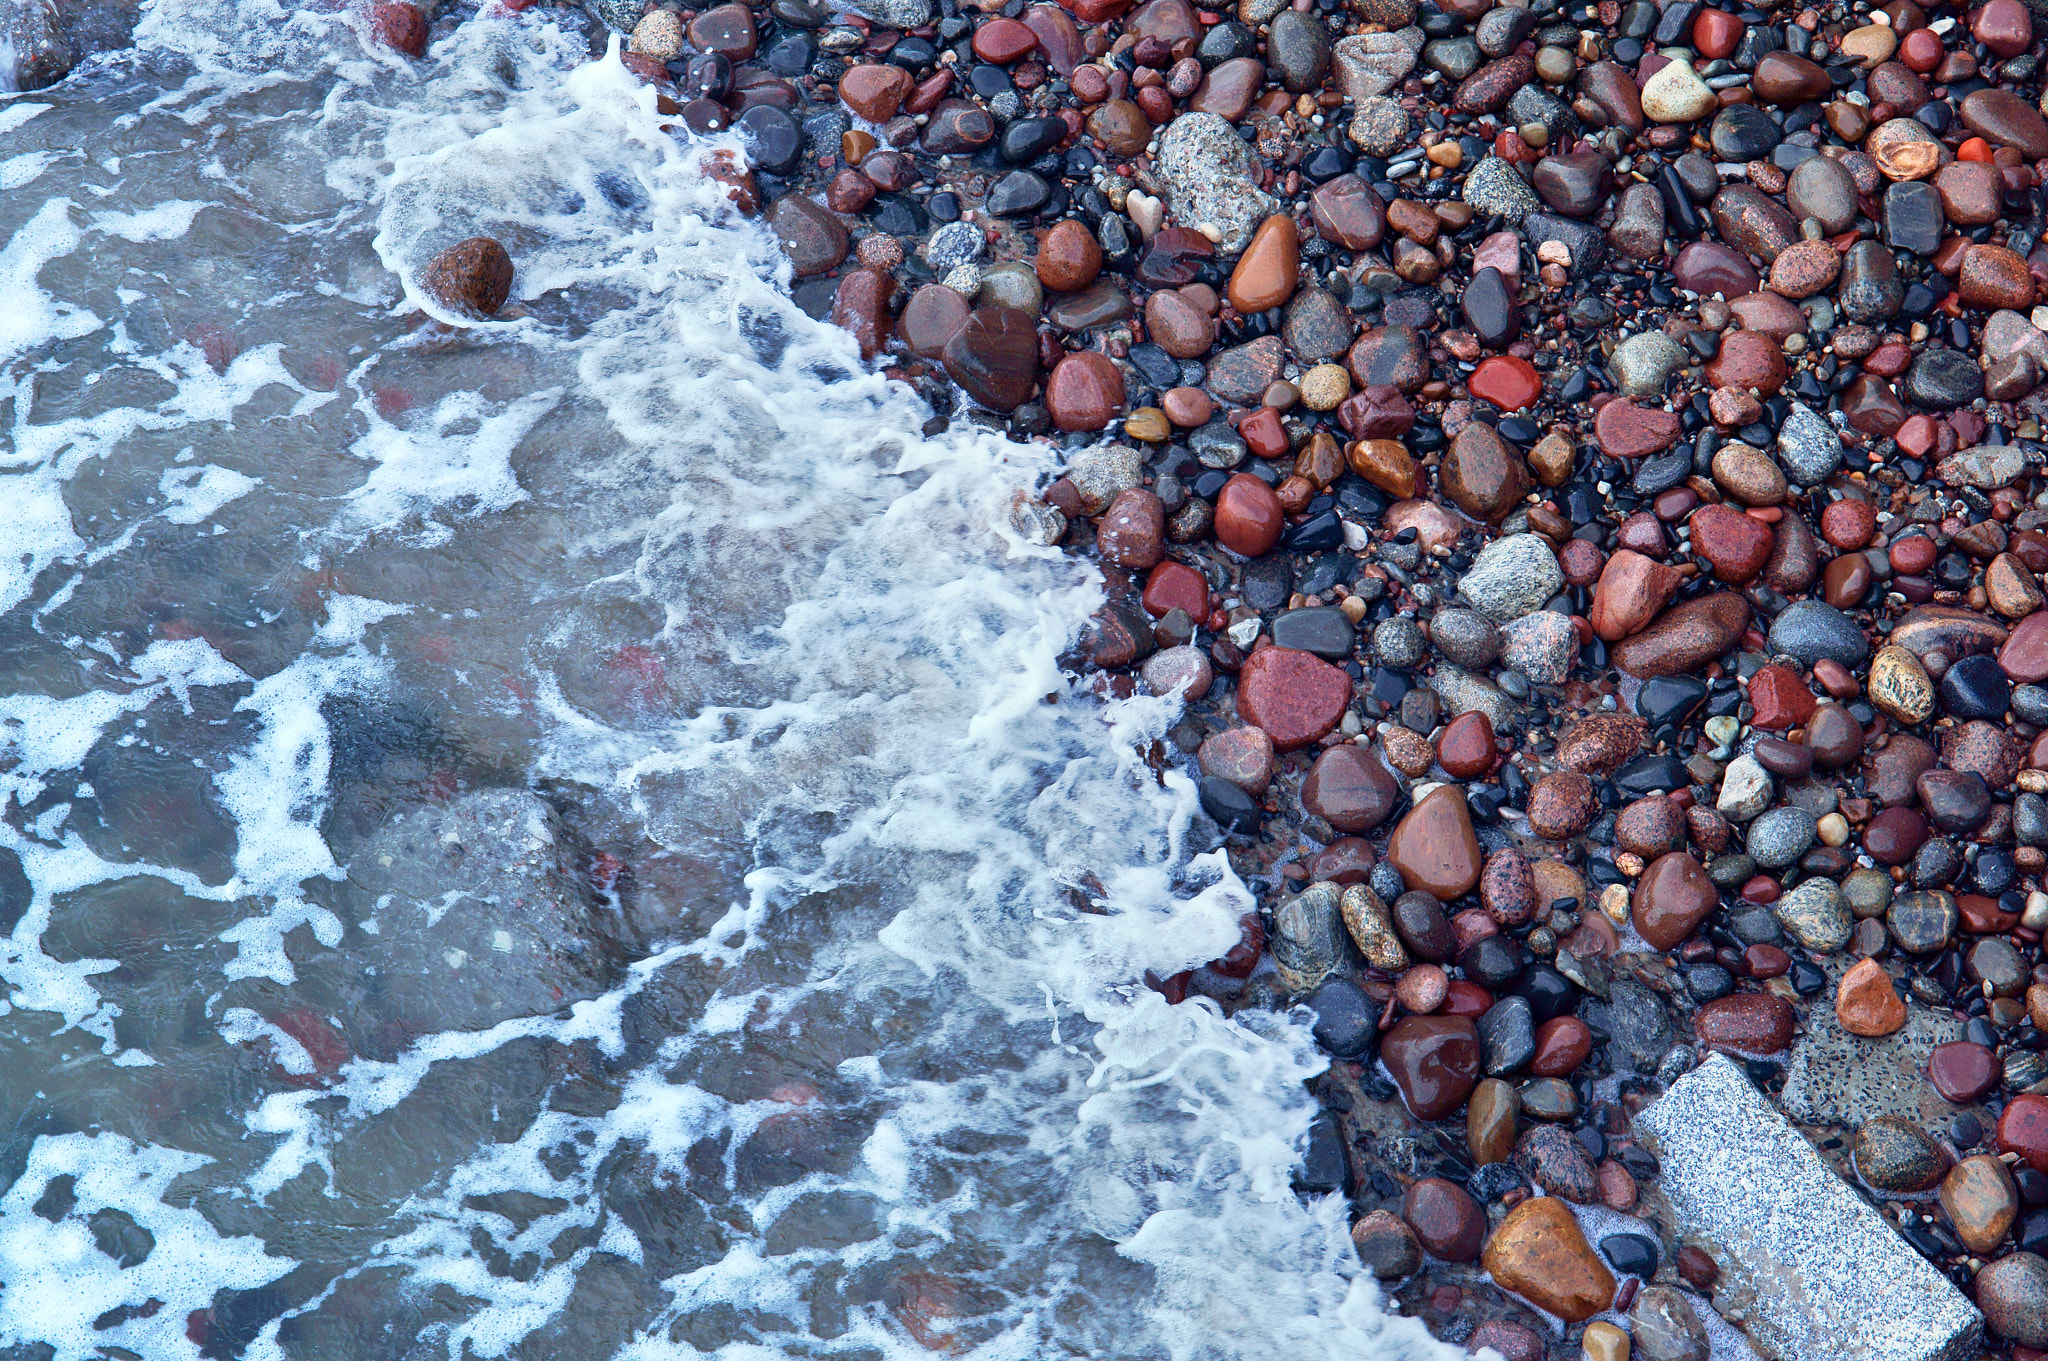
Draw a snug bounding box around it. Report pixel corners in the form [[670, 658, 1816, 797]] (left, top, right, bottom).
[[34, 0, 2048, 1347]]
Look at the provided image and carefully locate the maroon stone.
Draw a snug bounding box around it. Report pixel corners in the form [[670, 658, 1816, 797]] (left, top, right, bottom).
[[1997, 1093, 2048, 1171], [1694, 993, 1796, 1055], [1928, 1041, 2001, 1104], [943, 308, 1039, 412], [1380, 1015, 1482, 1121]]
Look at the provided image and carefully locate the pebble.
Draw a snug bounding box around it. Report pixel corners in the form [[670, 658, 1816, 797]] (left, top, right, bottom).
[[418, 237, 515, 318], [1836, 957, 1906, 1036], [1481, 1195, 1616, 1321], [1459, 535, 1565, 623], [1402, 1177, 1486, 1262], [1629, 1286, 1709, 1361], [1855, 1115, 1948, 1192], [1380, 1014, 1481, 1121], [1385, 786, 1482, 900], [1975, 1251, 2048, 1347], [1352, 1210, 1422, 1280]]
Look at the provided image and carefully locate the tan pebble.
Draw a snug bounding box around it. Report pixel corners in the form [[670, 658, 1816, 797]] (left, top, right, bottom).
[[1600, 882, 1631, 925], [1124, 408, 1169, 442], [1817, 812, 1849, 846], [1381, 725, 1434, 776], [1300, 363, 1351, 411], [1867, 644, 1934, 724], [1583, 1321, 1631, 1361]]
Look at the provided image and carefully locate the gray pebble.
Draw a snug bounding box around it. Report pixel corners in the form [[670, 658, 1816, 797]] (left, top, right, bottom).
[[1430, 607, 1501, 668], [1374, 616, 1427, 668], [1747, 806, 1817, 868]]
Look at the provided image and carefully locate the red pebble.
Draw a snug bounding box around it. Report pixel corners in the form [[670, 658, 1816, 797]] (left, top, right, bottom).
[[1747, 663, 1816, 730], [1141, 560, 1208, 619], [1998, 1092, 2048, 1171], [372, 1, 429, 55], [1468, 355, 1543, 411]]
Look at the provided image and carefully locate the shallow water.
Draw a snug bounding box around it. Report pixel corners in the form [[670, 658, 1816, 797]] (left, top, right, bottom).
[[0, 7, 1462, 1358]]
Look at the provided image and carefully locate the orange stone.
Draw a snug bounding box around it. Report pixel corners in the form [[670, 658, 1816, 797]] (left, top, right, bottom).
[[1469, 355, 1543, 411], [1385, 785, 1483, 900], [1347, 438, 1417, 499], [1959, 136, 1995, 162], [1481, 1196, 1617, 1322], [839, 63, 914, 122], [1836, 956, 1907, 1037], [1226, 214, 1301, 315]]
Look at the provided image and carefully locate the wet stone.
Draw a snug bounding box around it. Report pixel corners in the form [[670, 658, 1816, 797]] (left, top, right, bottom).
[[1381, 1014, 1482, 1120], [1887, 889, 1958, 954], [1480, 994, 1537, 1075], [1882, 181, 1944, 256], [1904, 348, 1985, 409], [1855, 1115, 1948, 1191], [1517, 1122, 1600, 1203]]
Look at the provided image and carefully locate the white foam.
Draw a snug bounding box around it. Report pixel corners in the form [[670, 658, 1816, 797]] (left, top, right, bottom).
[[157, 463, 260, 523]]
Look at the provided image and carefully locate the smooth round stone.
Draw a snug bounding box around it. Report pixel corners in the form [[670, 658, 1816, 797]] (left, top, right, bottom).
[[1929, 1040, 2001, 1104], [1226, 214, 1301, 314], [1045, 352, 1126, 432], [1710, 104, 1781, 161], [1776, 878, 1851, 952], [1694, 992, 1796, 1054], [1214, 473, 1283, 556], [1351, 1209, 1421, 1280], [1673, 241, 1760, 298], [1633, 852, 1718, 951], [942, 307, 1039, 411], [1469, 355, 1543, 410], [1747, 806, 1817, 869], [1806, 706, 1864, 770], [1975, 1251, 2048, 1347], [1751, 50, 1832, 105], [1393, 891, 1456, 962], [1933, 654, 2015, 728], [1533, 152, 1611, 218], [1468, 1077, 1519, 1165], [1482, 1196, 1616, 1322], [1386, 786, 1483, 900], [1036, 218, 1102, 291], [1973, 0, 2033, 55], [1630, 1285, 1710, 1361], [1943, 1159, 2022, 1256], [1402, 1176, 1486, 1261], [1865, 806, 1929, 866], [1529, 1016, 1593, 1077], [1437, 711, 1497, 779], [1704, 330, 1787, 395], [1787, 156, 1858, 234], [1308, 978, 1378, 1057], [1302, 744, 1399, 832], [1855, 1115, 1948, 1192], [1381, 1014, 1482, 1121]]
